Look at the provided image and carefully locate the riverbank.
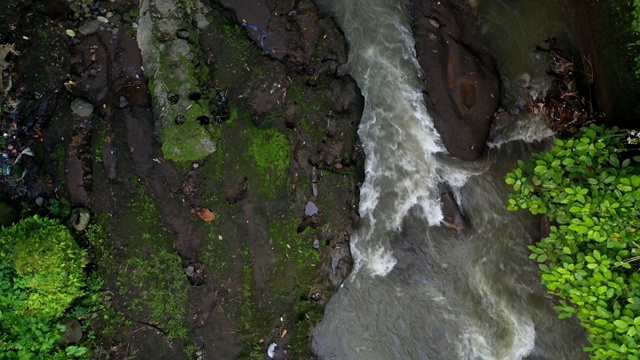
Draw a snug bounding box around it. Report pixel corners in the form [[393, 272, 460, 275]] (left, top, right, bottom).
[[0, 0, 362, 358]]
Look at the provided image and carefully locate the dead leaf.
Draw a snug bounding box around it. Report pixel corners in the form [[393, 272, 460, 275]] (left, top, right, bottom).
[[196, 208, 216, 222]]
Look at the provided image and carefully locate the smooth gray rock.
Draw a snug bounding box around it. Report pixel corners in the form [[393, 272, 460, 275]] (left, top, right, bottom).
[[57, 318, 83, 345], [78, 19, 100, 35], [305, 201, 318, 216], [176, 29, 190, 39], [119, 96, 129, 108], [70, 98, 94, 117]]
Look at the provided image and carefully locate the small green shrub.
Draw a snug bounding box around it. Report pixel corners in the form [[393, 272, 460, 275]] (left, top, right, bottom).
[[506, 125, 640, 358], [0, 216, 88, 358], [0, 215, 86, 319]]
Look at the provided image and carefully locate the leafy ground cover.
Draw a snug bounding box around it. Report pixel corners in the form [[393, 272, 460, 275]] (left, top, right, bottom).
[[0, 216, 91, 358], [507, 125, 640, 358]]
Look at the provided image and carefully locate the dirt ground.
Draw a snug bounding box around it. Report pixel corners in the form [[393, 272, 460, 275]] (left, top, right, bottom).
[[0, 0, 363, 358]]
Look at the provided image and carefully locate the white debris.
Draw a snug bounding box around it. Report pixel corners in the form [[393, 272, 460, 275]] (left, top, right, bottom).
[[267, 343, 277, 358]]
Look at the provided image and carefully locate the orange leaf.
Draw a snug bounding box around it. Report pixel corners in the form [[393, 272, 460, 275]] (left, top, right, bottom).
[[196, 208, 216, 222]]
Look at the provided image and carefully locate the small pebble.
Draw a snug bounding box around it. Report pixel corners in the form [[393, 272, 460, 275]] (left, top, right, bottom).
[[176, 29, 190, 39], [305, 201, 318, 216], [119, 96, 129, 108], [78, 19, 100, 35], [70, 97, 94, 117], [186, 266, 195, 277]]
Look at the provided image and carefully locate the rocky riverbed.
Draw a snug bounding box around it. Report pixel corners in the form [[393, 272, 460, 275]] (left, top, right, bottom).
[[0, 0, 629, 358]]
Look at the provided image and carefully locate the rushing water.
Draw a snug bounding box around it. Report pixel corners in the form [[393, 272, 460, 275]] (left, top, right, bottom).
[[312, 0, 589, 359]]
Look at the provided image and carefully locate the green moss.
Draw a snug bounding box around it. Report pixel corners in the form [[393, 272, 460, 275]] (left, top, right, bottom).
[[201, 225, 230, 277], [214, 24, 264, 90], [0, 216, 86, 319], [117, 249, 189, 340], [289, 299, 322, 358], [149, 17, 220, 163], [268, 215, 320, 276], [245, 128, 291, 198], [86, 222, 116, 276], [161, 121, 217, 162], [91, 117, 109, 164]]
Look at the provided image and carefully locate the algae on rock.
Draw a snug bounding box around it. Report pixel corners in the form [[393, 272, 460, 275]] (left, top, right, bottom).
[[137, 0, 217, 162]]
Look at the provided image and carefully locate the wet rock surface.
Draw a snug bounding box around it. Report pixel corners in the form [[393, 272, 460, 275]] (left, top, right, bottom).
[[136, 0, 217, 162], [410, 0, 500, 161]]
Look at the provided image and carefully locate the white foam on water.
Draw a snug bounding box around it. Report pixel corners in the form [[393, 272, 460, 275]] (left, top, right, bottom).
[[488, 114, 555, 148], [342, 12, 448, 277], [364, 245, 397, 277], [457, 266, 536, 359]]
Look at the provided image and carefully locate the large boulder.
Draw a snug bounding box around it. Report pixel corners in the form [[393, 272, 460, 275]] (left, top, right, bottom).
[[410, 0, 500, 161]]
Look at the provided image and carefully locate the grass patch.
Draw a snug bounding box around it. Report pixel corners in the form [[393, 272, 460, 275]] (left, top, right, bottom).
[[117, 249, 189, 340], [245, 127, 291, 198], [269, 215, 320, 275], [201, 225, 230, 278]]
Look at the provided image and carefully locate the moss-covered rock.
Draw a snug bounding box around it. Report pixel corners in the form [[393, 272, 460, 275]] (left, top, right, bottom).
[[137, 0, 218, 162]]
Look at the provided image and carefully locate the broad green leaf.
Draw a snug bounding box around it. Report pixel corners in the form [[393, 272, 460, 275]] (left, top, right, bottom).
[[614, 319, 628, 329], [594, 250, 601, 261]]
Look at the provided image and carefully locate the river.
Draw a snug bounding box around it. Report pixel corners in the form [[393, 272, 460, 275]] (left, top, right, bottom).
[[312, 0, 589, 359]]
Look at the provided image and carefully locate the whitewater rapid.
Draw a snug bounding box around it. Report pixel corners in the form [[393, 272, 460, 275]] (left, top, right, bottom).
[[312, 0, 588, 359]]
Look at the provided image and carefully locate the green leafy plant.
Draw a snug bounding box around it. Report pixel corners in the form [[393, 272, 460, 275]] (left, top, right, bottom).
[[0, 215, 86, 318], [506, 125, 640, 358], [0, 216, 89, 358]]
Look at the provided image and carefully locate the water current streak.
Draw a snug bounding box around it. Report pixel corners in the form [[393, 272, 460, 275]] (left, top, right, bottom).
[[324, 0, 444, 278]]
